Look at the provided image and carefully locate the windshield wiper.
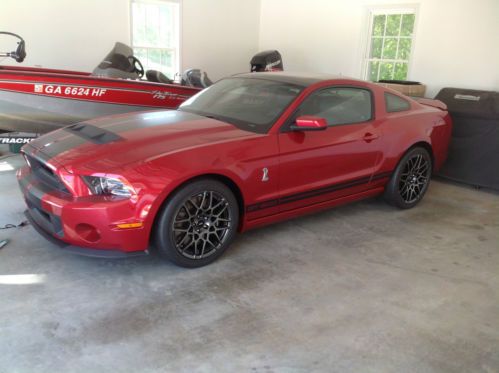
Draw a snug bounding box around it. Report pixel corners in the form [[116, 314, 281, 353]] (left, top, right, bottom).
[[180, 109, 242, 128], [178, 108, 221, 121], [203, 114, 223, 121]]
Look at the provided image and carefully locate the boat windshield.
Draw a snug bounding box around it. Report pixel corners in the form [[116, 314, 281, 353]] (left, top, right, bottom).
[[92, 42, 140, 79], [178, 77, 303, 134]]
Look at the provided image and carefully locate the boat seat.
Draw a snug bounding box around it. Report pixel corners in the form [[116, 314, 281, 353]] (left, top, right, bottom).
[[146, 70, 173, 84], [181, 69, 213, 88]]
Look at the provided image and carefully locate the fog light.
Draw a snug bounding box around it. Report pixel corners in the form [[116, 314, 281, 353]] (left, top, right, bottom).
[[75, 223, 101, 242]]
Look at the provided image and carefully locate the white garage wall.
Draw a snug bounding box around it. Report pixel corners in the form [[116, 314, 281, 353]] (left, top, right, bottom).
[[1, 0, 497, 96], [182, 0, 261, 80], [259, 0, 499, 97], [0, 0, 129, 72], [0, 0, 261, 81]]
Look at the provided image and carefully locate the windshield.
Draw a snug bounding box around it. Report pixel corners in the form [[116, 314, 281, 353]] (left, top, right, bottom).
[[92, 42, 140, 79], [178, 77, 303, 133]]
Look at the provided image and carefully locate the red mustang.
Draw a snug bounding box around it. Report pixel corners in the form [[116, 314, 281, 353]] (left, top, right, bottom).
[[18, 72, 452, 267]]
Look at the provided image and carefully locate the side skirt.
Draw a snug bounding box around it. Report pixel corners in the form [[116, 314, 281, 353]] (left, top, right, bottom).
[[240, 187, 385, 232]]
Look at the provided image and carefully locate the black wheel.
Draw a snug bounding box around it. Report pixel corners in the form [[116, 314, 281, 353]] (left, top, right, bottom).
[[384, 147, 432, 209], [154, 179, 239, 268]]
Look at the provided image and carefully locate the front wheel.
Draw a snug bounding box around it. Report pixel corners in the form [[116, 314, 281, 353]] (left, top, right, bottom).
[[154, 179, 239, 268], [384, 147, 432, 209]]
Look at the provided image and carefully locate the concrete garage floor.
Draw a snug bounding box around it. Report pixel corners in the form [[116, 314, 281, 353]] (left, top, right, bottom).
[[1, 151, 498, 373]]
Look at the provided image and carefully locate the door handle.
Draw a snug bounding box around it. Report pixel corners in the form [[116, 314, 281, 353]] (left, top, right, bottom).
[[363, 132, 379, 142]]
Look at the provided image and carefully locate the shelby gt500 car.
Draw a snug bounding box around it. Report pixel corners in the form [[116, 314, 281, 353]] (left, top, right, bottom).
[[18, 72, 452, 267]]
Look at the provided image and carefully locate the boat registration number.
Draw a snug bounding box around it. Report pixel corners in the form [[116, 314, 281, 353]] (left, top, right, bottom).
[[34, 84, 107, 97]]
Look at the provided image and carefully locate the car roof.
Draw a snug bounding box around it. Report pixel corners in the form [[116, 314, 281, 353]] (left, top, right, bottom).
[[233, 71, 359, 87]]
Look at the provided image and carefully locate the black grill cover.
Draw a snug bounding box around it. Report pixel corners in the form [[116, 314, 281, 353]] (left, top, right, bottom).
[[435, 88, 499, 190]]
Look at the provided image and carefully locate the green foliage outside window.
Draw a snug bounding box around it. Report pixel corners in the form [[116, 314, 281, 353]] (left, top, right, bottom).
[[132, 1, 179, 79], [367, 13, 415, 81]]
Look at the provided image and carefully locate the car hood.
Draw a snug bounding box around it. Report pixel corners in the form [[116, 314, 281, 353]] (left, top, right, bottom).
[[26, 110, 257, 173]]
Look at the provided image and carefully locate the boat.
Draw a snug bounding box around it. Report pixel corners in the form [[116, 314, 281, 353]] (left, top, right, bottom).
[[0, 32, 203, 133], [0, 32, 284, 134]]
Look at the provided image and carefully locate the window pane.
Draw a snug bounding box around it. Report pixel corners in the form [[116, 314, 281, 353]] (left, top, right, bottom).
[[148, 49, 161, 68], [398, 38, 412, 60], [370, 37, 383, 58], [299, 88, 372, 125], [382, 38, 398, 59], [401, 14, 415, 36], [365, 11, 415, 81], [368, 61, 380, 81], [386, 14, 401, 36], [393, 63, 408, 80], [385, 93, 410, 112], [132, 0, 179, 76], [161, 50, 174, 78], [134, 47, 147, 65], [132, 3, 146, 45], [372, 15, 386, 36], [379, 62, 394, 80], [145, 4, 161, 47], [159, 6, 172, 47], [161, 50, 173, 68]]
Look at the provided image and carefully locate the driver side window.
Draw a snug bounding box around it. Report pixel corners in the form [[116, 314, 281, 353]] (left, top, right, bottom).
[[297, 87, 373, 126]]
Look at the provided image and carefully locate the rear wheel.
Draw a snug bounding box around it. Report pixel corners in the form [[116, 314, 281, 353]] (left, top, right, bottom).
[[384, 147, 432, 209], [154, 179, 239, 268]]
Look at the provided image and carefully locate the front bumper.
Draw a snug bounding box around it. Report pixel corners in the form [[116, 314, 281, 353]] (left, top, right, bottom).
[[24, 209, 147, 258], [17, 165, 150, 256]]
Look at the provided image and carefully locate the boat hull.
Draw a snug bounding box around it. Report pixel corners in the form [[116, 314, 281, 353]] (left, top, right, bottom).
[[0, 66, 200, 133], [0, 89, 155, 133]]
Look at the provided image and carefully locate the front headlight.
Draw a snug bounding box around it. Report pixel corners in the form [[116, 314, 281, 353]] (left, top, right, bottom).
[[82, 175, 135, 198]]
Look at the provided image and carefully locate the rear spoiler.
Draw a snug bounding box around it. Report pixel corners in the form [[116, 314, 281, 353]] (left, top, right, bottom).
[[413, 97, 447, 111]]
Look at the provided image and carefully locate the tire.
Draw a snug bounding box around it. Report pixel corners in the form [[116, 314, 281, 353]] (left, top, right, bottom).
[[154, 179, 239, 268], [384, 146, 432, 209]]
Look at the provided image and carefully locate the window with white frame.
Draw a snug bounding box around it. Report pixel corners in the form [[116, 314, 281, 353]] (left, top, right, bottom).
[[131, 0, 180, 79], [364, 9, 416, 82]]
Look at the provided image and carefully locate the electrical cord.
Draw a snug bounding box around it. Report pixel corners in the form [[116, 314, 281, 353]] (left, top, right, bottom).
[[0, 220, 29, 229]]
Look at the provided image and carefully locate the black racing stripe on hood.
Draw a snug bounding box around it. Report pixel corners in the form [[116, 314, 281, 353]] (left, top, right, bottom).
[[99, 110, 203, 134], [33, 134, 88, 160], [27, 111, 202, 163], [64, 123, 123, 144], [30, 123, 123, 161]]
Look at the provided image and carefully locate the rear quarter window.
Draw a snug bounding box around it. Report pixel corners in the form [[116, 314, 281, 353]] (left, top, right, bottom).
[[385, 92, 411, 112]]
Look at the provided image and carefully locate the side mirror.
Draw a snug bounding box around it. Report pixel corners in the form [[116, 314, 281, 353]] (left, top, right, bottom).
[[290, 116, 327, 131]]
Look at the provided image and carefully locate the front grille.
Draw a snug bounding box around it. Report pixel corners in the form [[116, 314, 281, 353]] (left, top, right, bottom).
[[26, 198, 64, 237], [25, 155, 70, 194]]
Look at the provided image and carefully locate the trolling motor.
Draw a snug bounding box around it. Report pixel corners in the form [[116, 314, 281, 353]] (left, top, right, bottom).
[[0, 32, 27, 63]]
